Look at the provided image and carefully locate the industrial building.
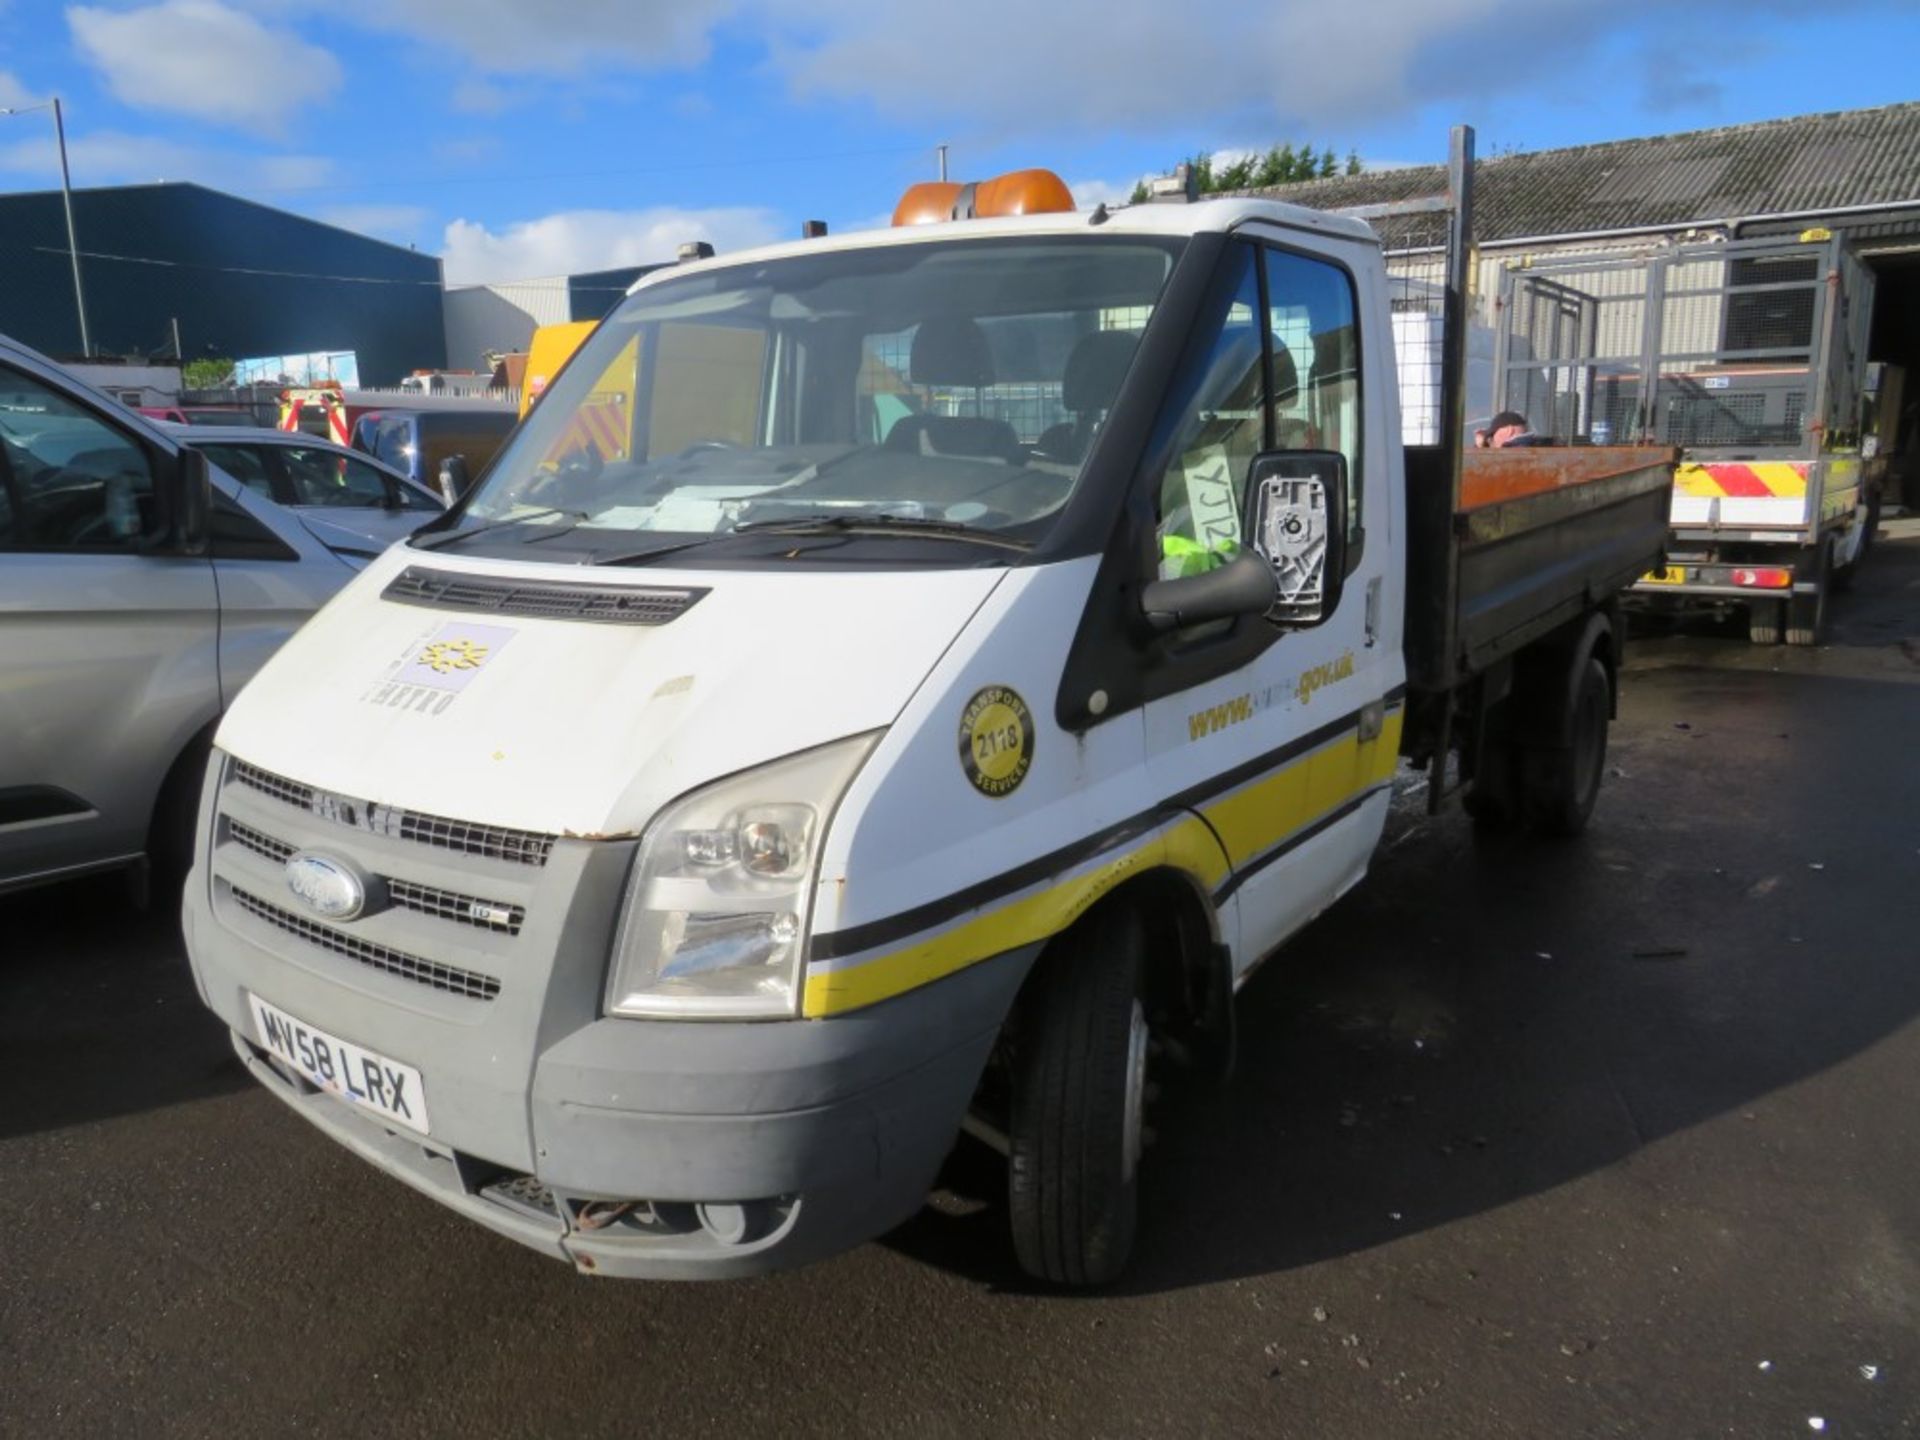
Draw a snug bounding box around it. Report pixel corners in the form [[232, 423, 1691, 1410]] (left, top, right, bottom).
[[1265, 102, 1920, 457], [441, 263, 662, 374], [0, 181, 445, 385]]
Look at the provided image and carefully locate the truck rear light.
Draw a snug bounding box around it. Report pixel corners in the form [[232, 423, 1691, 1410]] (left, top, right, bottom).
[[1731, 567, 1793, 588]]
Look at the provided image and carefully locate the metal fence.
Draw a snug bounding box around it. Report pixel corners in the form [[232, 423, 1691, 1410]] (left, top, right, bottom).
[[1492, 236, 1875, 453]]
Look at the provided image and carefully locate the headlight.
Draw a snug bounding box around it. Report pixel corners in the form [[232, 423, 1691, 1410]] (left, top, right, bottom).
[[606, 733, 879, 1019]]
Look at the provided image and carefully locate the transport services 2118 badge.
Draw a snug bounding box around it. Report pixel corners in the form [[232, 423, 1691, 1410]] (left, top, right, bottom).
[[959, 685, 1034, 798]]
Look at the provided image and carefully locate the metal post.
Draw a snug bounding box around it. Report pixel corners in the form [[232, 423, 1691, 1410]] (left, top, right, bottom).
[[171, 316, 182, 361], [53, 97, 91, 358], [937, 144, 949, 182], [1439, 123, 1475, 498]]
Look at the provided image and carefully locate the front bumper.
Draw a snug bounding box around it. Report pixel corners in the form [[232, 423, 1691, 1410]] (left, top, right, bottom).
[[183, 756, 1035, 1279]]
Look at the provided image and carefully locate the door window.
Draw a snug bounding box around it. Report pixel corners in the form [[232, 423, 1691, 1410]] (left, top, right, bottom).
[[195, 443, 278, 500], [1264, 248, 1362, 545], [0, 366, 158, 551], [1152, 245, 1267, 577], [279, 446, 393, 507]]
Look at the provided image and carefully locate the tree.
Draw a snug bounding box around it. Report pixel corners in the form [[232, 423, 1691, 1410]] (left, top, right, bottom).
[[1125, 142, 1364, 204], [182, 358, 234, 389]]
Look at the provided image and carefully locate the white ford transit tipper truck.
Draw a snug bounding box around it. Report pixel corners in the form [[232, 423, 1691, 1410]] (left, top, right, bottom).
[[183, 148, 1674, 1285]]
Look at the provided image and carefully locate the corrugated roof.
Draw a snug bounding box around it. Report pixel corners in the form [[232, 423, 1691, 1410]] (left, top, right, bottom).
[[1259, 101, 1920, 244]]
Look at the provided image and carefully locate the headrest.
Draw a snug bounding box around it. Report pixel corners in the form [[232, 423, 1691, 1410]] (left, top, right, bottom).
[[1063, 330, 1140, 413], [910, 316, 995, 388], [885, 414, 1022, 463]]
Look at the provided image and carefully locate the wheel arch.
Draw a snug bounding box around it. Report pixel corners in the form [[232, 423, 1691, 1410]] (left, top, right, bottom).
[[1012, 864, 1234, 1081]]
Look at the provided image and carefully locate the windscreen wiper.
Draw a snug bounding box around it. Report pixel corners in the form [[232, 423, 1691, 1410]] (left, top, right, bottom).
[[410, 507, 590, 551], [728, 512, 1034, 551], [591, 513, 1032, 567]]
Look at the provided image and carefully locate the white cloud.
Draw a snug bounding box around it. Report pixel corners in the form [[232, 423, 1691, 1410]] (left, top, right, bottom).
[[68, 0, 342, 132], [1068, 175, 1150, 210], [337, 0, 726, 75], [0, 127, 336, 193], [440, 206, 782, 284], [450, 77, 513, 115], [0, 69, 46, 110], [335, 0, 1867, 142]]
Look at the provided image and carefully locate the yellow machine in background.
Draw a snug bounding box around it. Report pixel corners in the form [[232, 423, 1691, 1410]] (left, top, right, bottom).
[[520, 321, 598, 419]]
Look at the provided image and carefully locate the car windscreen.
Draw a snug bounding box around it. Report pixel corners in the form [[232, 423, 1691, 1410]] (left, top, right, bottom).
[[446, 234, 1184, 558]]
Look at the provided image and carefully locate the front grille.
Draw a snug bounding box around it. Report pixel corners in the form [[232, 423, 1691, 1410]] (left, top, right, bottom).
[[387, 879, 525, 935], [228, 819, 293, 865], [230, 888, 501, 1001], [233, 762, 312, 811], [383, 566, 707, 626], [231, 760, 553, 867], [227, 818, 525, 936]]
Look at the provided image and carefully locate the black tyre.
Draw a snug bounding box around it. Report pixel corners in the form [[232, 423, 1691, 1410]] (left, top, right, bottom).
[[1786, 542, 1830, 647], [147, 732, 214, 911], [1747, 600, 1783, 646], [1832, 492, 1877, 592], [1525, 656, 1610, 839], [1008, 904, 1149, 1287]]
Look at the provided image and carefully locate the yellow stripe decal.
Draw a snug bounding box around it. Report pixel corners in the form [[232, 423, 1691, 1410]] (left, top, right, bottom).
[[802, 710, 1403, 1017]]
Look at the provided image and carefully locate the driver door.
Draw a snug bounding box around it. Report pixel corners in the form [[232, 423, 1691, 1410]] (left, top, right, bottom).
[[1136, 239, 1400, 978], [0, 359, 218, 889]]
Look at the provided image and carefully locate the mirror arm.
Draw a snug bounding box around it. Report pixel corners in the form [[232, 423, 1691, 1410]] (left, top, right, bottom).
[[1140, 549, 1278, 633]]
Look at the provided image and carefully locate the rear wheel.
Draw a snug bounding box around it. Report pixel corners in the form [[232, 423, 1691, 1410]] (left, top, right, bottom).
[[1008, 905, 1149, 1287], [1833, 491, 1877, 592], [1523, 655, 1611, 838], [1785, 542, 1831, 647], [1747, 600, 1783, 646]]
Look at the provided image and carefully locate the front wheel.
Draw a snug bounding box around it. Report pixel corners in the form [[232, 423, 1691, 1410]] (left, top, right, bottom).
[[1008, 905, 1149, 1287]]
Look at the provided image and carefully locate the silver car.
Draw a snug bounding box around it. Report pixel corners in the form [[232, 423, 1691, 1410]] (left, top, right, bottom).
[[0, 337, 387, 898], [161, 424, 445, 563]]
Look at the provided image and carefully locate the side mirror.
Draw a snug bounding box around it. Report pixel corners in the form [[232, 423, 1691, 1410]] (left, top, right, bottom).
[[1248, 449, 1347, 626], [169, 447, 211, 556], [438, 453, 470, 503], [1141, 549, 1277, 633]]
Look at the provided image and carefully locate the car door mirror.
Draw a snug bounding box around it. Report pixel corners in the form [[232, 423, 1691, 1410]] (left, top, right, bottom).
[[438, 453, 469, 503], [166, 446, 211, 556], [1248, 449, 1347, 627], [1140, 549, 1277, 633]]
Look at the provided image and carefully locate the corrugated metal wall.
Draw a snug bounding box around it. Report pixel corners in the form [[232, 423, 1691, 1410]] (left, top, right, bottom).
[[0, 183, 445, 385]]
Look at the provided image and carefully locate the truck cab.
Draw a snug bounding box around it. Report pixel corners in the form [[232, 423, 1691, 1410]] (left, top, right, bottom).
[[182, 174, 1669, 1284]]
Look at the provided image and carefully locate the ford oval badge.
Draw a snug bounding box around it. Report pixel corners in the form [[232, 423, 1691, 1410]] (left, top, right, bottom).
[[284, 851, 366, 921]]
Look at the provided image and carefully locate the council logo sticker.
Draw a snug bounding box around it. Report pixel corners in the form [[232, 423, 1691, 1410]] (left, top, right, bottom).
[[361, 621, 517, 716], [960, 685, 1034, 798]]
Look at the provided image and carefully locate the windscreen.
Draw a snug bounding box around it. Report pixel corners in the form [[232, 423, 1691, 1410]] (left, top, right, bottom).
[[455, 235, 1183, 555]]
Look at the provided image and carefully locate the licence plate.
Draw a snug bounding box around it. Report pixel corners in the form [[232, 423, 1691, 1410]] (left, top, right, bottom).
[[1641, 566, 1688, 586], [249, 993, 431, 1136]]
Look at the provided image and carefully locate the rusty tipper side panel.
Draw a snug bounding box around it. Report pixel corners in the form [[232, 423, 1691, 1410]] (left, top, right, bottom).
[[1406, 446, 1675, 688]]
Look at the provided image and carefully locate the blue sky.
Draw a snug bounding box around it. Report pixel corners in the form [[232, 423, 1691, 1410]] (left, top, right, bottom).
[[0, 0, 1915, 284]]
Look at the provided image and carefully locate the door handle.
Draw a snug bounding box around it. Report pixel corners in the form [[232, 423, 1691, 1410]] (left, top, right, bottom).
[[1364, 576, 1382, 648]]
